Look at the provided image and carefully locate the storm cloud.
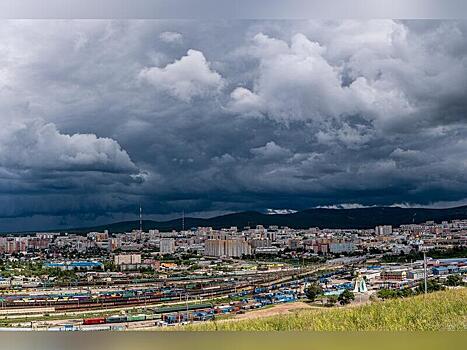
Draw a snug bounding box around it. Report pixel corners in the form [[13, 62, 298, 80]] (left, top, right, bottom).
[[0, 20, 466, 230]]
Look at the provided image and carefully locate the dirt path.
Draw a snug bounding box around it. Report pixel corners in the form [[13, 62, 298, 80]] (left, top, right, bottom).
[[230, 302, 315, 321], [133, 302, 318, 330], [224, 294, 374, 322]]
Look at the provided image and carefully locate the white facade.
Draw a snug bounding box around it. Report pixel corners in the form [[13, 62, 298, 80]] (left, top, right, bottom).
[[160, 238, 176, 254], [114, 253, 141, 266], [329, 241, 356, 254], [204, 238, 252, 257], [375, 225, 393, 235]]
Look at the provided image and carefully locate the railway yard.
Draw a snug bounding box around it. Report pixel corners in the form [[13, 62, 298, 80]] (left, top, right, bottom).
[[0, 264, 342, 330], [1, 253, 465, 331], [0, 218, 465, 331]]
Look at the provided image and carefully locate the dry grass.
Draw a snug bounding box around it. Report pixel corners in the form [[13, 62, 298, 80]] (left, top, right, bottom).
[[183, 288, 467, 331]]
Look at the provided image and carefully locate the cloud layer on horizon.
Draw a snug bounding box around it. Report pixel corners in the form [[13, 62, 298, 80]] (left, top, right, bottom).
[[0, 19, 466, 230]]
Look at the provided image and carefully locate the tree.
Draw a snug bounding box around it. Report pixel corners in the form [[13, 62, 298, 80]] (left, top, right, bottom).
[[445, 274, 462, 287], [103, 261, 117, 272], [304, 283, 323, 301], [416, 279, 444, 294], [377, 289, 397, 300], [338, 289, 355, 305], [325, 295, 338, 307], [377, 288, 414, 299], [400, 288, 415, 298]]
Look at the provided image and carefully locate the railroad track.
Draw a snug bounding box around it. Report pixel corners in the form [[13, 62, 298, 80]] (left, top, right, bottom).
[[0, 265, 341, 313]]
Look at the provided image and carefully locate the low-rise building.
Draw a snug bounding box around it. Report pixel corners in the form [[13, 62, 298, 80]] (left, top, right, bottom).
[[380, 269, 407, 281], [407, 269, 425, 280], [329, 241, 356, 254], [45, 261, 104, 271]]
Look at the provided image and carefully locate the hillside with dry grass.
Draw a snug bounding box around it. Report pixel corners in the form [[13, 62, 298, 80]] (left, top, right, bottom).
[[183, 288, 467, 331]]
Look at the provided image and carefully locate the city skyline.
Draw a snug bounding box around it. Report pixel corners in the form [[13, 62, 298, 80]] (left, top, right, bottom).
[[0, 4, 465, 333], [1, 20, 467, 231]]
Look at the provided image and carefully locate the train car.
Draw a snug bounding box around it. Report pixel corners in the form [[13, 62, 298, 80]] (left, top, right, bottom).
[[48, 324, 79, 332], [274, 294, 296, 303], [0, 327, 34, 331], [121, 291, 136, 298], [202, 285, 222, 291], [163, 313, 189, 324], [160, 296, 176, 302], [214, 305, 233, 314], [126, 314, 146, 322], [194, 311, 214, 321], [75, 295, 91, 302], [254, 287, 267, 294], [280, 288, 296, 295], [106, 315, 127, 323], [63, 324, 77, 331], [83, 317, 106, 325], [81, 325, 111, 331], [154, 302, 213, 314]]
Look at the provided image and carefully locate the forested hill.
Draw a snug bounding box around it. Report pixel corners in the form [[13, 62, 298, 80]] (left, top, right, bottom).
[[63, 205, 467, 233]]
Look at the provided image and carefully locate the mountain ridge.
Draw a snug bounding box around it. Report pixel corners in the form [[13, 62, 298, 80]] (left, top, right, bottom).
[[32, 205, 467, 234]]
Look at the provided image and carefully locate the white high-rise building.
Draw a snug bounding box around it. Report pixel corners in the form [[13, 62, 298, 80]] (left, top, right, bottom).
[[375, 225, 392, 235], [160, 238, 176, 254], [204, 238, 252, 258], [114, 253, 141, 266]]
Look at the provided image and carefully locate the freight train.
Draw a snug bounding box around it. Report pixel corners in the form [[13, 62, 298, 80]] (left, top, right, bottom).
[[82, 303, 213, 326], [0, 283, 253, 311], [0, 267, 331, 312], [82, 313, 156, 325]]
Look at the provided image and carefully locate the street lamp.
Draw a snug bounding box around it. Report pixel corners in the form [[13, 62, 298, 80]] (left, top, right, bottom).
[[185, 294, 189, 322], [423, 250, 427, 295], [420, 244, 428, 295]]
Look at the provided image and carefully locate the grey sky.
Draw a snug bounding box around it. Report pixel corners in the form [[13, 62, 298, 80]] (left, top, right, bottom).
[[1, 1, 466, 19], [0, 20, 467, 231]]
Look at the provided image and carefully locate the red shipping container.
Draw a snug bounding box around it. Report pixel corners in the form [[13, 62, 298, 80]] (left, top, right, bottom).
[[83, 317, 106, 325]]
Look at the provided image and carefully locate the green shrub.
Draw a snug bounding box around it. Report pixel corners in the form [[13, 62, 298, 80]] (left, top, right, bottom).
[[304, 283, 322, 301]]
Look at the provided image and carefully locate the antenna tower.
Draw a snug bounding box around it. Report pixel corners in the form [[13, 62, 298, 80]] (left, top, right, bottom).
[[182, 210, 185, 232], [139, 205, 142, 233]]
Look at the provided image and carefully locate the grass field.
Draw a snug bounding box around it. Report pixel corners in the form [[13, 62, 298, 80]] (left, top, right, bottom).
[[184, 288, 467, 331]]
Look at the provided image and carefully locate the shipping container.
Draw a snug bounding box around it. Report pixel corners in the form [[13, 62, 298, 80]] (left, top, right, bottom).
[[83, 317, 106, 325]]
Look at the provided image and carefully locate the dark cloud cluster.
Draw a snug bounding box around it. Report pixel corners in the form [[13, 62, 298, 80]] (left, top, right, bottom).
[[0, 20, 467, 230]]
